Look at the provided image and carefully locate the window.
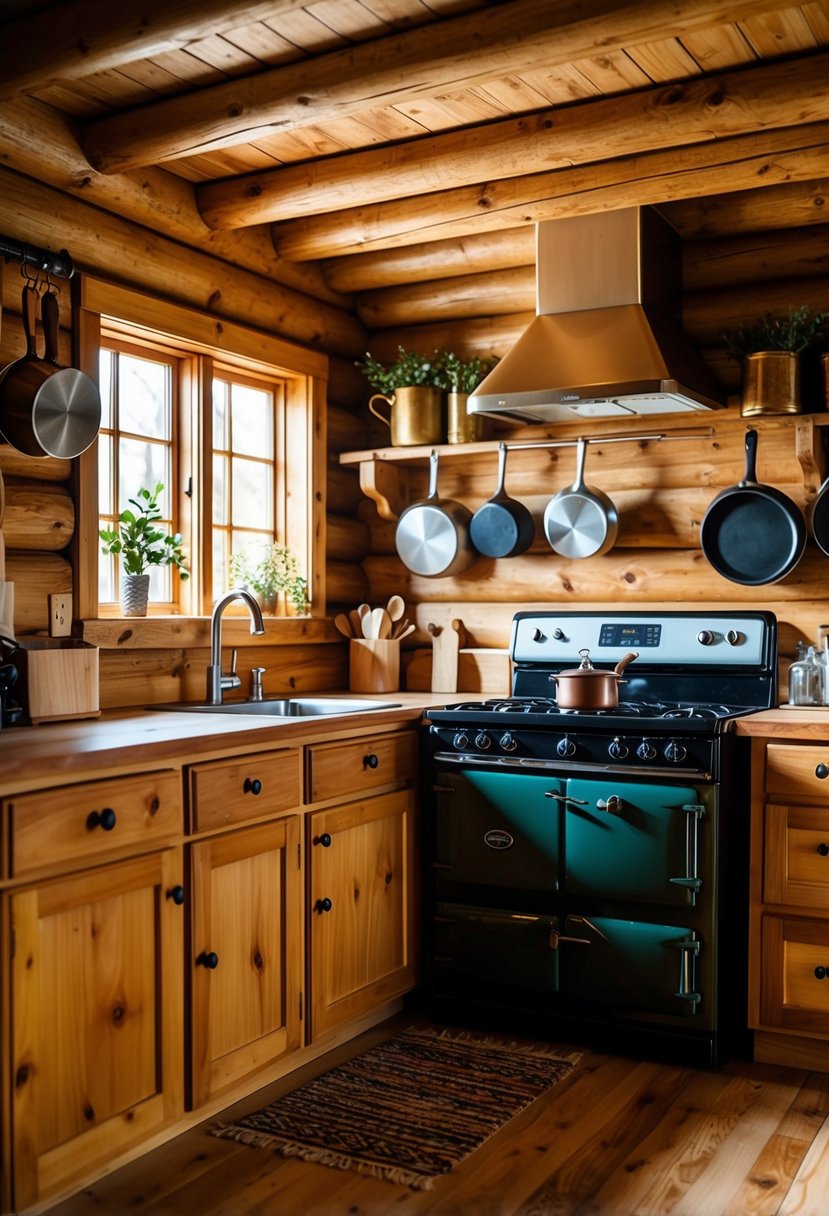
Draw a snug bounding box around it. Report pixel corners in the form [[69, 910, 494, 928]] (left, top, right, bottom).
[[79, 279, 326, 620]]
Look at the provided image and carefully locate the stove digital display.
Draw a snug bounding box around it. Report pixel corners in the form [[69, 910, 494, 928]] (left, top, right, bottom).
[[599, 622, 662, 647]]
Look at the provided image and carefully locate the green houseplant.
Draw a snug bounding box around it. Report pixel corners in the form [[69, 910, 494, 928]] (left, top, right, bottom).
[[99, 482, 189, 616], [228, 543, 308, 614], [356, 346, 441, 392], [724, 306, 826, 417], [435, 351, 500, 443]]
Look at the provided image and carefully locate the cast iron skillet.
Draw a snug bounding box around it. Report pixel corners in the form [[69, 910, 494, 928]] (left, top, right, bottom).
[[469, 442, 534, 558], [810, 472, 829, 558], [699, 427, 806, 585]]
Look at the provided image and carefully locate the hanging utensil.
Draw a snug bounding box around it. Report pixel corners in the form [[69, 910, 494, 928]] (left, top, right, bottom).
[[0, 284, 56, 456], [699, 427, 806, 585], [543, 438, 618, 559], [395, 449, 476, 577], [30, 288, 101, 459], [469, 442, 534, 558]]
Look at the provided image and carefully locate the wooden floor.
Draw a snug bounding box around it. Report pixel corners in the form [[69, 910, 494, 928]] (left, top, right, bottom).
[[42, 1015, 829, 1216]]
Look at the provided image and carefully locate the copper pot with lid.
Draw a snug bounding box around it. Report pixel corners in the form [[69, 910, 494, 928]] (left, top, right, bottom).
[[549, 649, 639, 710]]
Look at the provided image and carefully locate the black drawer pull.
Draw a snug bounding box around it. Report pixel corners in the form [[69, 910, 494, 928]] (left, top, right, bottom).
[[815, 966, 828, 980], [816, 764, 829, 780], [818, 844, 829, 857], [316, 897, 333, 913], [87, 807, 117, 831], [166, 885, 185, 905], [364, 753, 379, 769], [314, 833, 332, 847], [196, 951, 219, 969], [243, 777, 262, 795]]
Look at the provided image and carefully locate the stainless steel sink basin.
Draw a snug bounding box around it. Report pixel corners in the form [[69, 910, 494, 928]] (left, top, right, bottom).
[[151, 697, 398, 716]]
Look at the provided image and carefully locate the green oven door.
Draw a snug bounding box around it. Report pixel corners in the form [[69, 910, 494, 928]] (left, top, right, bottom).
[[433, 770, 563, 899], [559, 915, 704, 1020], [564, 779, 707, 907], [434, 903, 560, 992]]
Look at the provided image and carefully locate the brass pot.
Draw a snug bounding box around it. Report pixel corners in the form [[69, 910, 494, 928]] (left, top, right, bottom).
[[741, 351, 801, 417], [368, 385, 443, 447]]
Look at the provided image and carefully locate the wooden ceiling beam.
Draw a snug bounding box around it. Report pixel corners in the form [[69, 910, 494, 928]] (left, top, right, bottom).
[[81, 0, 796, 174], [197, 52, 829, 230], [0, 0, 309, 103], [322, 230, 537, 293], [271, 122, 829, 260]]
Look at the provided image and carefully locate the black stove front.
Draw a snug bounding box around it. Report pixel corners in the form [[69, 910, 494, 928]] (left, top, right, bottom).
[[422, 610, 777, 1067]]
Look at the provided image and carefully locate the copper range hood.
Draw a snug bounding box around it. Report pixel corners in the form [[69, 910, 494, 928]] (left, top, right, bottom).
[[468, 206, 724, 422]]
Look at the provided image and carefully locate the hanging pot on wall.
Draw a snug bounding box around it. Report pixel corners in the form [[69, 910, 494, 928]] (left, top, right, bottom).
[[543, 437, 618, 559], [469, 442, 534, 558], [31, 288, 101, 458], [394, 449, 476, 577], [0, 285, 57, 456]]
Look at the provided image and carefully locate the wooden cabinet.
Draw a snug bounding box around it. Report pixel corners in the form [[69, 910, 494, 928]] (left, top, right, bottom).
[[307, 729, 417, 804], [750, 740, 829, 1069], [187, 748, 302, 832], [189, 817, 302, 1106], [308, 789, 417, 1038], [9, 848, 184, 1211]]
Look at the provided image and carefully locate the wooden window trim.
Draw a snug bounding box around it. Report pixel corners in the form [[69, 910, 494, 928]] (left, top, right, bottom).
[[74, 276, 328, 641]]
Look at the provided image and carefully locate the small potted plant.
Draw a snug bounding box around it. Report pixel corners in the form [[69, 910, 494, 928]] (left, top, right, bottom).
[[724, 306, 826, 416], [356, 346, 443, 447], [99, 482, 189, 616], [228, 543, 308, 614], [435, 351, 500, 443]]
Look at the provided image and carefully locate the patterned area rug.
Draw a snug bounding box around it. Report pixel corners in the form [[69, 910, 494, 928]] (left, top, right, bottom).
[[212, 1025, 579, 1190]]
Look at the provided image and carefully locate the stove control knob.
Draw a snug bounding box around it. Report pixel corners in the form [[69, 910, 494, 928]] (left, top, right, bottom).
[[532, 627, 546, 642], [499, 732, 518, 753], [608, 737, 629, 760], [636, 738, 657, 761], [452, 732, 469, 751], [552, 628, 566, 640], [557, 736, 576, 758], [697, 630, 715, 646], [474, 732, 491, 751], [664, 741, 687, 764], [725, 629, 744, 646]]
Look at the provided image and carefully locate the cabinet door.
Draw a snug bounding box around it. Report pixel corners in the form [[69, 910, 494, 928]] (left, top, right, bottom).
[[759, 914, 829, 1034], [190, 817, 302, 1106], [10, 851, 184, 1211], [309, 789, 417, 1039], [765, 803, 829, 909]]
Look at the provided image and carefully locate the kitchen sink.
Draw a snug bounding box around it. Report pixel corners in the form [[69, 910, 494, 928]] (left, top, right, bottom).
[[151, 696, 398, 716]]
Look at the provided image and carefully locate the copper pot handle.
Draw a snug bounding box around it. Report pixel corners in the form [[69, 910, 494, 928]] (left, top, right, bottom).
[[613, 651, 639, 676]]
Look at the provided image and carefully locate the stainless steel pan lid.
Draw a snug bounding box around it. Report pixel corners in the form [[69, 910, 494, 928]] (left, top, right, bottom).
[[543, 437, 618, 558]]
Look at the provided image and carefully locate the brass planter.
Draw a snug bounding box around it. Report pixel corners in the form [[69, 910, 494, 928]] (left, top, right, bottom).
[[368, 385, 443, 446], [446, 391, 485, 444], [741, 351, 801, 417]]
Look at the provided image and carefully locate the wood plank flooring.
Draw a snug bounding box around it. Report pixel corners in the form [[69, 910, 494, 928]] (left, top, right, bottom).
[[41, 1015, 829, 1216]]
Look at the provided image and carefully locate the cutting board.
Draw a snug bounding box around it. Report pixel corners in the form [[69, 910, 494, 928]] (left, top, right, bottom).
[[429, 618, 465, 693]]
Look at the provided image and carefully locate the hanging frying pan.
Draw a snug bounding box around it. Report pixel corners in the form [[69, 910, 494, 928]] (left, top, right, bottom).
[[395, 449, 476, 577], [543, 437, 618, 559], [0, 284, 56, 456], [810, 472, 829, 557], [699, 427, 806, 585], [469, 442, 534, 558], [30, 288, 101, 458]]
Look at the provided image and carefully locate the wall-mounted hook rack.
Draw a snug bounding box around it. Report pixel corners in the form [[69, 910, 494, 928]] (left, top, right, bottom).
[[0, 235, 74, 280]]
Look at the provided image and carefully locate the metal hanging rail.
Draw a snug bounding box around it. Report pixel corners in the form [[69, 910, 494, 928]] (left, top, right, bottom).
[[0, 235, 74, 280]]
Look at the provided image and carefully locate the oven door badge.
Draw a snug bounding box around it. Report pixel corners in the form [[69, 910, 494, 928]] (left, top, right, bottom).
[[483, 829, 514, 850]]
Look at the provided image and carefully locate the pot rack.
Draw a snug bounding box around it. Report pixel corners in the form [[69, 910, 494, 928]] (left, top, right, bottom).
[[340, 417, 829, 521], [0, 234, 74, 280]]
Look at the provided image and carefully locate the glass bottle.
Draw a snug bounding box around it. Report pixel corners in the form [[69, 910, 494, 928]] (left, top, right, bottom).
[[817, 634, 829, 706], [789, 645, 822, 706]]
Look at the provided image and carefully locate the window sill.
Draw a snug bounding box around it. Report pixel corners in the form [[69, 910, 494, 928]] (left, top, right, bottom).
[[80, 616, 339, 649]]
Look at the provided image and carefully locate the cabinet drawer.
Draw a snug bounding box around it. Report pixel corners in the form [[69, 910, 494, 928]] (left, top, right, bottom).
[[188, 748, 301, 831], [307, 731, 416, 804], [6, 771, 181, 876], [766, 744, 829, 800], [765, 803, 829, 909], [759, 914, 829, 1035]]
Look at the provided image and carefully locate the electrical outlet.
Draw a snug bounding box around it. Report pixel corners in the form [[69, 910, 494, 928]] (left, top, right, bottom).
[[49, 593, 72, 638]]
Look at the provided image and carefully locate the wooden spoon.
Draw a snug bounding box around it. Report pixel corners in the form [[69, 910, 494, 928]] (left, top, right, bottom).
[[392, 616, 410, 639], [333, 613, 352, 638], [394, 622, 416, 641], [386, 594, 405, 624]]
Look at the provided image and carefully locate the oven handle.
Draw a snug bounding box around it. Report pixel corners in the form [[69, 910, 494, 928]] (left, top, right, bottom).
[[545, 791, 589, 805], [674, 937, 701, 1007], [669, 803, 706, 906]]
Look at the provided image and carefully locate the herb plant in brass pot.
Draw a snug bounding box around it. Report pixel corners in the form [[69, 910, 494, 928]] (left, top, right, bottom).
[[357, 347, 443, 447], [725, 306, 826, 417]]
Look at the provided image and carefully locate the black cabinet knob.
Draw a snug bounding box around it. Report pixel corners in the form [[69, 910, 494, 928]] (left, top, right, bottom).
[[243, 777, 262, 795], [818, 844, 829, 857], [316, 897, 333, 913], [87, 807, 117, 831], [364, 753, 379, 769], [314, 833, 332, 847], [166, 885, 185, 905], [196, 951, 219, 969], [815, 966, 828, 980], [816, 764, 829, 780]]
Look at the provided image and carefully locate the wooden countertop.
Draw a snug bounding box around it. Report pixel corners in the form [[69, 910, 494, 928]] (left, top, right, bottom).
[[735, 707, 829, 739], [0, 692, 452, 792]]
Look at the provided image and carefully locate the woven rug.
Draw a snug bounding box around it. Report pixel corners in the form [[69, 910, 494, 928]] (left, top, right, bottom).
[[212, 1025, 579, 1190]]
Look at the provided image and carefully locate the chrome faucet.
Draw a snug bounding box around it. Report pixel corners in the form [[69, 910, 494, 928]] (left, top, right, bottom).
[[206, 588, 265, 705]]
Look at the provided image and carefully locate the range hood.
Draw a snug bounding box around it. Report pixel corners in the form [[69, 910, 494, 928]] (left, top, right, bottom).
[[468, 206, 724, 423]]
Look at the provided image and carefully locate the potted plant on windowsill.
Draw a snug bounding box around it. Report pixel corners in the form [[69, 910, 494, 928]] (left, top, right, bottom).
[[99, 482, 189, 617], [435, 351, 500, 443], [357, 346, 443, 447], [228, 543, 308, 615], [724, 306, 826, 417]]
